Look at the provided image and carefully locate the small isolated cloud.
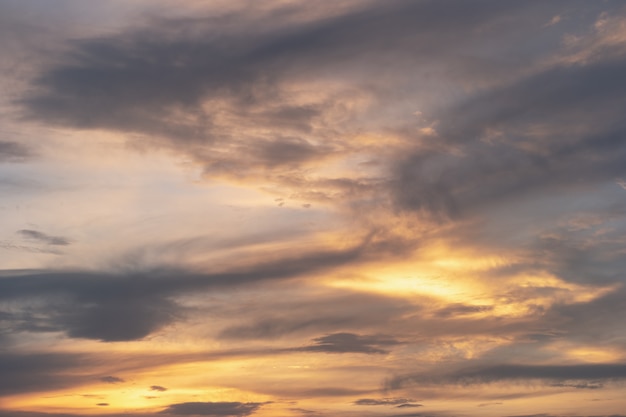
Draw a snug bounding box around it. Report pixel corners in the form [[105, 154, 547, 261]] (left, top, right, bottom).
[[99, 376, 124, 384], [150, 385, 168, 392], [301, 333, 399, 354], [544, 15, 561, 27], [477, 402, 503, 407], [17, 229, 71, 246], [354, 398, 417, 406], [96, 403, 109, 406], [434, 303, 493, 318], [160, 401, 264, 416]]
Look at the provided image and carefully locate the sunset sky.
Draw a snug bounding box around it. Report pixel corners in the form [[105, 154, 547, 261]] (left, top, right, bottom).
[[2, 1, 626, 417]]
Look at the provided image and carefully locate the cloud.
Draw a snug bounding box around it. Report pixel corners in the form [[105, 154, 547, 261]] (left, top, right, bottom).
[[159, 401, 264, 416], [17, 0, 588, 200], [433, 303, 493, 318], [549, 382, 604, 389], [393, 45, 626, 220], [0, 242, 365, 341], [217, 289, 413, 341], [286, 387, 373, 398], [477, 402, 503, 407], [0, 352, 87, 396], [354, 398, 419, 407], [99, 376, 124, 384], [299, 332, 400, 354], [4, 2, 626, 416], [0, 141, 32, 162], [17, 229, 71, 246], [388, 363, 626, 389]]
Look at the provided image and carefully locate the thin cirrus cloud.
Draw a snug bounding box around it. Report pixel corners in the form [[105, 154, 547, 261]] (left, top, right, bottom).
[[2, 1, 626, 417], [17, 229, 71, 246]]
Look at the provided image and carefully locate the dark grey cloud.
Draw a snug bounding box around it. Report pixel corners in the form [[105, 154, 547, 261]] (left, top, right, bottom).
[[18, 0, 595, 189], [0, 141, 31, 162], [99, 375, 124, 384], [0, 346, 267, 398], [17, 229, 71, 246], [355, 398, 420, 407], [540, 286, 626, 346], [433, 303, 493, 318], [394, 49, 626, 221], [455, 363, 626, 382], [388, 363, 626, 389], [0, 242, 365, 342], [299, 332, 399, 354], [0, 351, 88, 396], [159, 401, 264, 416], [150, 385, 168, 392]]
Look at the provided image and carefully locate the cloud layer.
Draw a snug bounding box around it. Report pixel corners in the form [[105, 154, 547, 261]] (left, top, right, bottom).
[[2, 1, 626, 417]]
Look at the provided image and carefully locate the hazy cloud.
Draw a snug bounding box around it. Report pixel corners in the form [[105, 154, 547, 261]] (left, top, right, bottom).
[[0, 242, 365, 341], [17, 229, 71, 246], [3, 1, 626, 416], [389, 363, 626, 389], [434, 303, 494, 318], [160, 401, 264, 416], [99, 376, 124, 384], [394, 48, 626, 220], [299, 332, 399, 354], [217, 290, 413, 340], [355, 398, 420, 407], [0, 141, 31, 162], [17, 0, 592, 196], [0, 351, 88, 396]]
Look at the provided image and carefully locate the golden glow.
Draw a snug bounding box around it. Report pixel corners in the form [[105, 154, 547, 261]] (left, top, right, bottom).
[[547, 343, 625, 363]]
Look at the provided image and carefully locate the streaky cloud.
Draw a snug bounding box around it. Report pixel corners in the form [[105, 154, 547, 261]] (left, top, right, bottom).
[[159, 401, 265, 416], [298, 332, 400, 354]]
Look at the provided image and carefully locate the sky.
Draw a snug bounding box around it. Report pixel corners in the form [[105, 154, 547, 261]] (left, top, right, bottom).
[[2, 1, 626, 416]]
